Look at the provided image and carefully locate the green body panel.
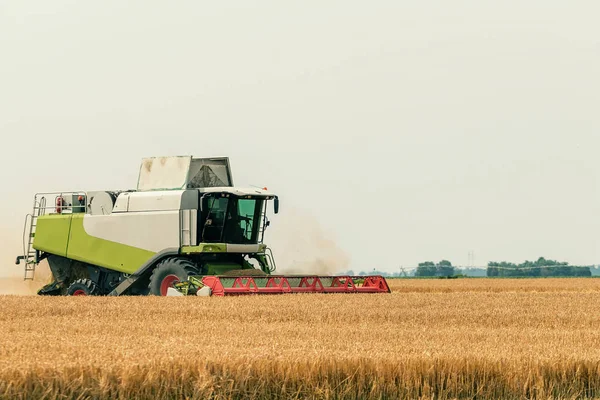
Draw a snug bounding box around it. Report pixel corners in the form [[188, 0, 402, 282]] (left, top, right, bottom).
[[33, 217, 269, 276], [181, 243, 268, 254], [33, 215, 73, 257], [181, 244, 227, 254], [33, 214, 156, 274], [67, 215, 156, 274]]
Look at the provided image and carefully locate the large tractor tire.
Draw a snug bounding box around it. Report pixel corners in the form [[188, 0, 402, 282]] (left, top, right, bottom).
[[67, 279, 99, 296], [148, 257, 199, 296]]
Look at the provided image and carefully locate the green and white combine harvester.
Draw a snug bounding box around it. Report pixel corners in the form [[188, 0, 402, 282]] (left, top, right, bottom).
[[15, 156, 390, 296]]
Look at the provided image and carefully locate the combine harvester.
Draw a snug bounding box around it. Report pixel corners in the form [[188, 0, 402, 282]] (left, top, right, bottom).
[[15, 156, 390, 297]]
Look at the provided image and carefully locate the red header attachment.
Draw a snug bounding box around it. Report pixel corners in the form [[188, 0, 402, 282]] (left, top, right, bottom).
[[200, 275, 391, 296]]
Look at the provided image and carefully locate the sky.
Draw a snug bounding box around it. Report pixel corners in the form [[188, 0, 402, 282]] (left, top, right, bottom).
[[1, 1, 599, 277]]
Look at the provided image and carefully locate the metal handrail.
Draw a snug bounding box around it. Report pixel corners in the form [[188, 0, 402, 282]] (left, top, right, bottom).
[[39, 196, 46, 216], [17, 191, 89, 279], [21, 213, 32, 261], [265, 247, 277, 273], [32, 191, 89, 214]]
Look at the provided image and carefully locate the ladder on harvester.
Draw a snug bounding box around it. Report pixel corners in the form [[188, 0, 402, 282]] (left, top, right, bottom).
[[20, 196, 46, 280], [258, 204, 268, 242], [257, 205, 277, 273]]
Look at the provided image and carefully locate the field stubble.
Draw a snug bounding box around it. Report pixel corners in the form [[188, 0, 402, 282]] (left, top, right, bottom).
[[1, 278, 599, 399]]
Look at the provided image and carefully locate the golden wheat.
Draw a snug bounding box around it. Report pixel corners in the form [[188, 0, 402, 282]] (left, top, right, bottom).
[[1, 278, 599, 399]]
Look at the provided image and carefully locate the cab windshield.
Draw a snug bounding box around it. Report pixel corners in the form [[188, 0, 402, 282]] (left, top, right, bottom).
[[201, 195, 264, 244]]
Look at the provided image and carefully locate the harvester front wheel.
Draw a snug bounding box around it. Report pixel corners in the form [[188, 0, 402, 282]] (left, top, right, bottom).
[[148, 257, 197, 296], [66, 279, 99, 296]]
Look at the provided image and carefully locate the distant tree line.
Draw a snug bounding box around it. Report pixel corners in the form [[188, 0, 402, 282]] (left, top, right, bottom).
[[414, 260, 454, 277], [487, 257, 591, 277], [338, 258, 599, 278]]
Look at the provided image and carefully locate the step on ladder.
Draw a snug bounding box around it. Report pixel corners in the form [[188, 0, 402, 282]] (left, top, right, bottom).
[[20, 196, 46, 280]]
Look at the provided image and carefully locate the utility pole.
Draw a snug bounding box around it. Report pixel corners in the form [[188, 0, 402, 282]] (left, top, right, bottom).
[[468, 251, 475, 268]]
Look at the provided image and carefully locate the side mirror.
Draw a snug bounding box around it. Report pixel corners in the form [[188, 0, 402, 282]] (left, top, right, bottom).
[[274, 197, 279, 214]]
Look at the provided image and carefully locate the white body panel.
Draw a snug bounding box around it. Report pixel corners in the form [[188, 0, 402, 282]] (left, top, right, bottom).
[[180, 209, 197, 246], [137, 156, 192, 191], [127, 191, 186, 212], [112, 190, 197, 213], [113, 193, 130, 213], [83, 211, 181, 252], [198, 186, 276, 198]]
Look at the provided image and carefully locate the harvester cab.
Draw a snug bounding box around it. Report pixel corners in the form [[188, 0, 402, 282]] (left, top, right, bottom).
[[16, 156, 390, 297]]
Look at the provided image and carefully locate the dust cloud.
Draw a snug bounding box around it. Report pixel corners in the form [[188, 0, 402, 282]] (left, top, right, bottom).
[[266, 208, 351, 275], [0, 232, 52, 295], [0, 262, 52, 295]]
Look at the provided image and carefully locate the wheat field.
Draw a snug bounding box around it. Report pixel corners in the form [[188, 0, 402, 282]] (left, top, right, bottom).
[[1, 278, 600, 399]]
